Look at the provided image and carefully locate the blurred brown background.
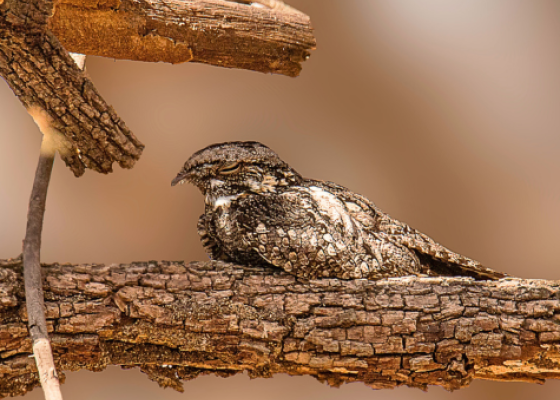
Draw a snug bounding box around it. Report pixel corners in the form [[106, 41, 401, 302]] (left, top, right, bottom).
[[2, 0, 560, 398]]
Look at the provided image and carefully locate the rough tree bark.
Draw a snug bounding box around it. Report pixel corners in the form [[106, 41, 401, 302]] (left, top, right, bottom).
[[50, 0, 315, 77], [1, 257, 559, 397], [0, 0, 315, 176], [0, 0, 145, 176]]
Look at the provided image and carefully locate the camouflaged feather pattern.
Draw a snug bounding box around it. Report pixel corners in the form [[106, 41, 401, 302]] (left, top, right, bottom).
[[173, 141, 506, 280]]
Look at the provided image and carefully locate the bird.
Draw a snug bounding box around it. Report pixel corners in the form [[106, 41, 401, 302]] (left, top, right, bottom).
[[172, 141, 506, 280]]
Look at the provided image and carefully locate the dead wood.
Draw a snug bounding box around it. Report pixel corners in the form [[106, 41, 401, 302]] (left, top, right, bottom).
[[1, 257, 559, 396], [0, 0, 144, 176], [0, 0, 314, 176], [49, 0, 316, 77]]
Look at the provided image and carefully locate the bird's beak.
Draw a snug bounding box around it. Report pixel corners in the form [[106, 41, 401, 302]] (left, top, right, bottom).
[[171, 170, 191, 187]]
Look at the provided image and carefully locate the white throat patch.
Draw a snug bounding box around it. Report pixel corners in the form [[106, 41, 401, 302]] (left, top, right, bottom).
[[213, 195, 239, 208], [207, 180, 241, 208]]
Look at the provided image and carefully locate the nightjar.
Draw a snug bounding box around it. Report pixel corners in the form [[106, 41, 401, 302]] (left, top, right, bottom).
[[172, 141, 506, 280]]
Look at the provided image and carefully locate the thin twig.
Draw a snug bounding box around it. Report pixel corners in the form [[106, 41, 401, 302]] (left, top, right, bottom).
[[23, 133, 55, 342], [21, 54, 87, 400], [22, 132, 62, 400]]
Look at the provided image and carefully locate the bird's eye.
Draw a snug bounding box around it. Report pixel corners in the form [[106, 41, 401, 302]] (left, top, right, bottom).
[[218, 162, 241, 175]]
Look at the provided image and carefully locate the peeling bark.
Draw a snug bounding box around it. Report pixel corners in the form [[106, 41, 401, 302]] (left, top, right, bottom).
[[1, 257, 560, 396], [49, 0, 316, 77]]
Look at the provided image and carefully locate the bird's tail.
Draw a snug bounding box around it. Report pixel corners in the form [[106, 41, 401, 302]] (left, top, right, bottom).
[[416, 252, 507, 280]]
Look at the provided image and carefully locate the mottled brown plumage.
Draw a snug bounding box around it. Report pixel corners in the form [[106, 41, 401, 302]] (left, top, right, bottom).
[[172, 141, 506, 280]]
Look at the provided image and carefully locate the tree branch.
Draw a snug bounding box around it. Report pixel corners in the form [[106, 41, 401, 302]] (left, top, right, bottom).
[[49, 0, 316, 77], [1, 257, 559, 397], [1, 0, 314, 176], [1, 0, 144, 176]]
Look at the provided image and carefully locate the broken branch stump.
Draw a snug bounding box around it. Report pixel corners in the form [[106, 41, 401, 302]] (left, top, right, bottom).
[[1, 257, 559, 397], [49, 0, 316, 77]]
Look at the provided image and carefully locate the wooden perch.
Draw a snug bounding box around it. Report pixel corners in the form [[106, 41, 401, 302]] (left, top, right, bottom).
[[1, 257, 560, 397], [50, 0, 316, 77]]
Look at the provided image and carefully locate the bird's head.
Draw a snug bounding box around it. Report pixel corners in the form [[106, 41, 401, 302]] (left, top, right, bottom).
[[172, 141, 301, 205]]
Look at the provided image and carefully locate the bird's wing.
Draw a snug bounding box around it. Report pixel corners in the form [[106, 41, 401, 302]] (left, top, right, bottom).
[[230, 186, 420, 279], [230, 189, 363, 279], [375, 214, 507, 279], [314, 180, 506, 280]]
